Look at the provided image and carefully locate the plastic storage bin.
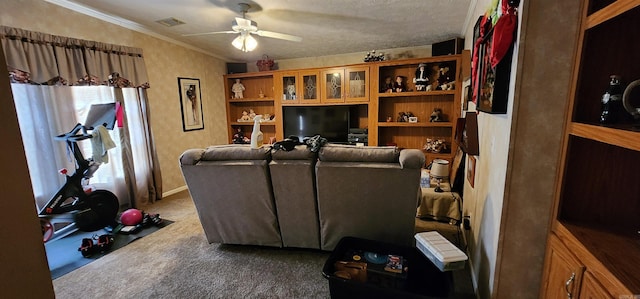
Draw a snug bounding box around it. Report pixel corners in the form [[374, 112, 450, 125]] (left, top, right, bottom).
[[415, 232, 467, 272], [322, 236, 452, 299]]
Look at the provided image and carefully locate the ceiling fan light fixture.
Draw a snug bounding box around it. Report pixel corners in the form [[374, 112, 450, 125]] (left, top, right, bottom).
[[244, 34, 258, 51], [231, 35, 245, 50], [232, 33, 257, 52]]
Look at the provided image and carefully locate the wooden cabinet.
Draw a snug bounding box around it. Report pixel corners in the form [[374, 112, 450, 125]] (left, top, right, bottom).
[[224, 72, 277, 143], [541, 1, 640, 297], [371, 56, 462, 163], [541, 233, 618, 299], [581, 272, 613, 299], [223, 59, 458, 150], [320, 66, 369, 103], [276, 70, 321, 105], [540, 234, 585, 299]]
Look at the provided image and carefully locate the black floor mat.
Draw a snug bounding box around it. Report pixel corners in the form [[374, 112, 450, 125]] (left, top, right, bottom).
[[45, 220, 173, 279]]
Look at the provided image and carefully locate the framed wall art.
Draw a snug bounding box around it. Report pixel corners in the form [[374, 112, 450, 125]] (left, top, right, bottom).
[[467, 155, 476, 188], [455, 111, 480, 156], [475, 27, 514, 114], [178, 77, 204, 131]]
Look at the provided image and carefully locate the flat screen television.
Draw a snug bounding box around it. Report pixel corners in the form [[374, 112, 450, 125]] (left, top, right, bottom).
[[283, 106, 350, 143]]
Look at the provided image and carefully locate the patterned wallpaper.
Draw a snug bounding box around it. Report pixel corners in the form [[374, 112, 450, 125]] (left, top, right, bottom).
[[1, 0, 434, 195]]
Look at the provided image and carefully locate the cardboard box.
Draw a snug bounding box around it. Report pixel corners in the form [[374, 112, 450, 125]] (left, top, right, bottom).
[[415, 231, 468, 272]]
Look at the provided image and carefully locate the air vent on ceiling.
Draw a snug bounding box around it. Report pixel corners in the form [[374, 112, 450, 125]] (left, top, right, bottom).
[[156, 17, 185, 27]]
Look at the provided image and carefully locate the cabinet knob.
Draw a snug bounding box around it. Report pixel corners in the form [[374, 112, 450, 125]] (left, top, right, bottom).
[[564, 272, 576, 299]]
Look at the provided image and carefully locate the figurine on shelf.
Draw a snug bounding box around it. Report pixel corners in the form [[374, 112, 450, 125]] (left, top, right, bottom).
[[248, 109, 256, 120], [238, 110, 251, 122], [364, 50, 385, 62], [430, 108, 444, 122], [262, 113, 271, 122], [232, 79, 245, 99], [259, 89, 265, 98], [413, 63, 431, 91], [436, 63, 454, 90], [286, 81, 296, 100], [380, 76, 394, 93], [232, 127, 250, 144], [423, 138, 448, 153], [394, 76, 407, 92], [397, 111, 413, 122]]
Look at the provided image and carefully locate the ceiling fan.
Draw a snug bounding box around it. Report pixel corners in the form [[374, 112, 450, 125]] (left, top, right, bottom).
[[182, 3, 302, 52]]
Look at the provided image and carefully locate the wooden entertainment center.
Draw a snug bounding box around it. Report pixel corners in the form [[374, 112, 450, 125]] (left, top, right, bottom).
[[224, 54, 466, 163], [540, 1, 640, 297]]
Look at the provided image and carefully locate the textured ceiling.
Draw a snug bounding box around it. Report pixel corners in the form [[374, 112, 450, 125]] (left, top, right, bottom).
[[48, 0, 474, 63]]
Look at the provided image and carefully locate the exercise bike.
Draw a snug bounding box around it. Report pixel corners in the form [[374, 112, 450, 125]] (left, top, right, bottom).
[[39, 123, 119, 242]]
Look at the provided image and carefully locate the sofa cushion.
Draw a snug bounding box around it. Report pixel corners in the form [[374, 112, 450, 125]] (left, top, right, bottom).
[[201, 144, 270, 161], [271, 145, 316, 161], [318, 144, 399, 163]]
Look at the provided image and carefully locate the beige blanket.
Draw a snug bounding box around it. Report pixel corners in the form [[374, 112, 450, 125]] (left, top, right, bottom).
[[417, 181, 461, 223]]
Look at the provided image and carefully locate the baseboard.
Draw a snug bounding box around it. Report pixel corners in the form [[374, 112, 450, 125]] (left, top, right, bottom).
[[162, 185, 188, 198]]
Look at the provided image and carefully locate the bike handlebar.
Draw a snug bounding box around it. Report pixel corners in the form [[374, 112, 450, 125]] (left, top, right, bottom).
[[54, 123, 92, 142]]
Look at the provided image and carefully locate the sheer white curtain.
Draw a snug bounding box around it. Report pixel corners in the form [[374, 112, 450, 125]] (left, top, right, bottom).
[[12, 84, 131, 210]]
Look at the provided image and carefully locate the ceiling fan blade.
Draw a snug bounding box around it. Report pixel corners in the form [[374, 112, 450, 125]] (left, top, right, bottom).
[[255, 30, 302, 42], [182, 31, 237, 37]]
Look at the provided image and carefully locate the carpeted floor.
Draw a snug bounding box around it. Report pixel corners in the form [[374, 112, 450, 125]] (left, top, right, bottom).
[[52, 191, 474, 298]]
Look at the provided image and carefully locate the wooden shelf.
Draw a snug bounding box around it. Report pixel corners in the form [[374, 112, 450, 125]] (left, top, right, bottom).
[[229, 98, 274, 103], [373, 55, 463, 159], [378, 122, 454, 128], [569, 122, 640, 152], [542, 1, 640, 296], [378, 90, 455, 98], [587, 0, 640, 28], [556, 221, 640, 293], [230, 122, 276, 126], [226, 71, 274, 79]]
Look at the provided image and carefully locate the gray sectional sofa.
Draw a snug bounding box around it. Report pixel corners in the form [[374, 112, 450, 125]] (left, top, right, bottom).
[[179, 143, 425, 251]]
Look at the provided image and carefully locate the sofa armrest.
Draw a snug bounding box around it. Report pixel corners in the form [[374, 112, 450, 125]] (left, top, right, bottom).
[[399, 149, 425, 169], [180, 149, 205, 165]]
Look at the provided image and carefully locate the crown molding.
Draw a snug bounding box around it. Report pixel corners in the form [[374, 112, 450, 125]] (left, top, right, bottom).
[[44, 0, 229, 61]]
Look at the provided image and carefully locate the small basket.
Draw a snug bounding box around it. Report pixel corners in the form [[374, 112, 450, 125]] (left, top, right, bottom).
[[256, 55, 274, 71]]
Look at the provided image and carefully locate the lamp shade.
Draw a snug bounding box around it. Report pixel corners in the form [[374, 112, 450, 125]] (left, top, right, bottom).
[[430, 159, 450, 179], [232, 33, 258, 52]]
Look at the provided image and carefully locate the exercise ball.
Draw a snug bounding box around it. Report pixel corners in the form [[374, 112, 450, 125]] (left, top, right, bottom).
[[120, 209, 143, 226]]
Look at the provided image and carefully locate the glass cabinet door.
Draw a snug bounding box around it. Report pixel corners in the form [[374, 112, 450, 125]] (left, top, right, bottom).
[[345, 66, 369, 102], [299, 70, 320, 104], [281, 73, 298, 103], [322, 68, 344, 103]]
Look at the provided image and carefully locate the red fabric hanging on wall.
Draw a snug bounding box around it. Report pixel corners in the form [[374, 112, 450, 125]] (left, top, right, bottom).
[[490, 0, 518, 68], [471, 16, 490, 104]]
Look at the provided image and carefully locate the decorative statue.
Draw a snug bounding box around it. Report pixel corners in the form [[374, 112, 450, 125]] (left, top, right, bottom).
[[232, 79, 245, 99], [232, 127, 250, 144], [394, 76, 407, 92], [423, 138, 448, 153], [248, 109, 256, 120], [380, 76, 394, 93], [413, 63, 431, 91], [239, 110, 251, 122], [437, 63, 454, 90], [430, 108, 443, 122]]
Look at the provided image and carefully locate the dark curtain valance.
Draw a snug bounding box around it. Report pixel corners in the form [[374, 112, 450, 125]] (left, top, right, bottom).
[[1, 26, 149, 88]]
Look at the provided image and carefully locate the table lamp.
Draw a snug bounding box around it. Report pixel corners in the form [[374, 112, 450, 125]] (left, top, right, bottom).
[[430, 159, 450, 193]]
